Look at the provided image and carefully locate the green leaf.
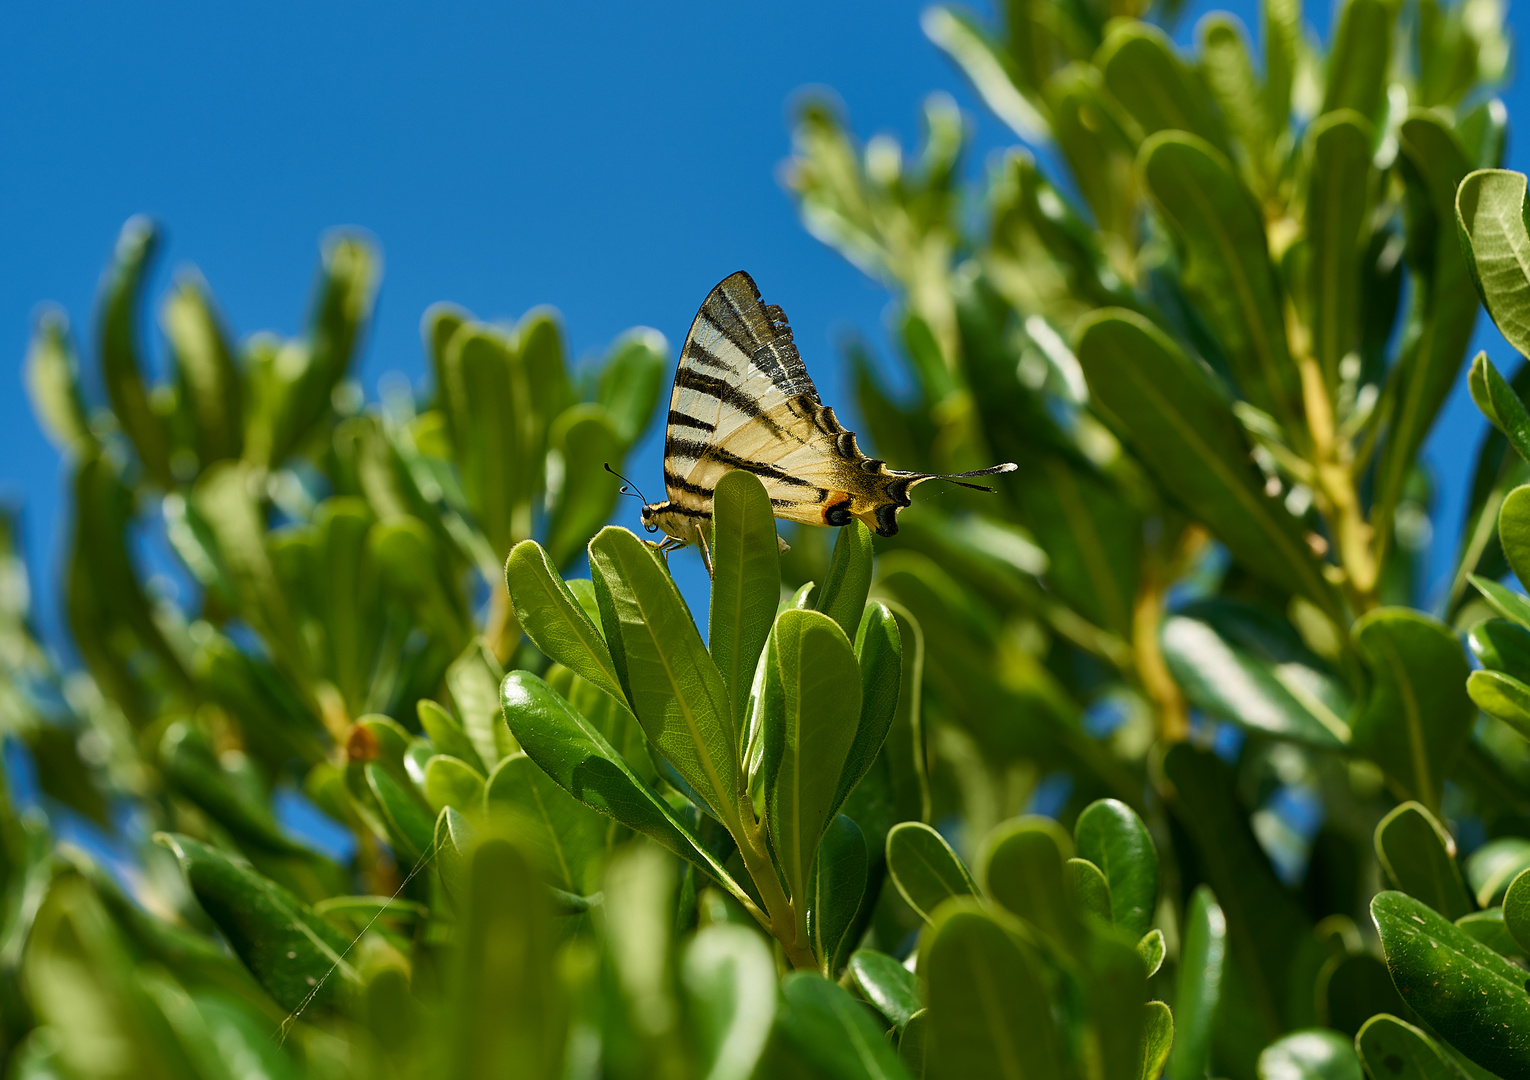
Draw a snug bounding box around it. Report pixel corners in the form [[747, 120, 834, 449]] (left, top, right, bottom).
[[1169, 886, 1227, 1080], [1350, 609, 1474, 812], [1503, 868, 1530, 953], [596, 328, 668, 446], [440, 837, 566, 1080], [1501, 485, 1530, 589], [1304, 112, 1375, 391], [446, 639, 516, 769], [848, 949, 922, 1030], [440, 325, 523, 555], [1138, 929, 1166, 977], [434, 805, 474, 903], [500, 671, 759, 917], [1074, 798, 1159, 938], [418, 699, 486, 775], [589, 526, 742, 832], [885, 822, 978, 924], [1372, 890, 1530, 1077], [370, 516, 471, 645], [766, 608, 863, 950], [506, 540, 627, 707], [1373, 114, 1477, 546], [1457, 909, 1523, 958], [1355, 1014, 1470, 1080], [921, 900, 1063, 1080], [365, 763, 436, 863], [1098, 24, 1227, 150], [833, 602, 902, 820], [1139, 131, 1300, 426], [99, 216, 173, 486], [1317, 953, 1407, 1036], [484, 752, 611, 896], [423, 755, 486, 815], [163, 271, 243, 465], [544, 404, 624, 569], [1075, 310, 1337, 617], [765, 972, 913, 1080], [809, 815, 868, 975], [709, 470, 782, 737], [25, 311, 95, 454], [155, 833, 356, 1013], [1199, 16, 1269, 182], [921, 6, 1049, 143], [1068, 858, 1112, 924], [1322, 0, 1395, 121], [1468, 669, 1530, 741], [1139, 1001, 1174, 1080], [1374, 802, 1473, 920], [1467, 619, 1530, 684], [980, 816, 1076, 945], [679, 923, 778, 1080], [1456, 169, 1530, 359], [816, 519, 874, 643], [1467, 353, 1530, 465], [899, 1010, 929, 1079], [884, 603, 930, 826], [1257, 1030, 1364, 1080], [1471, 573, 1530, 629], [1466, 838, 1530, 907]]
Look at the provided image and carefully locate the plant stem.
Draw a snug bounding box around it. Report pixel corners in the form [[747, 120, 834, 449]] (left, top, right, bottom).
[[1298, 355, 1377, 612], [734, 812, 816, 970]]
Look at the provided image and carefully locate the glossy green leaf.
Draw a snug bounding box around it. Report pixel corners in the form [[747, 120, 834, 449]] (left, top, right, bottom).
[[922, 900, 1063, 1080], [833, 602, 902, 820], [1138, 929, 1166, 977], [816, 519, 874, 642], [1374, 802, 1472, 920], [25, 311, 95, 454], [679, 923, 778, 1080], [1257, 1030, 1364, 1080], [1322, 0, 1394, 121], [1468, 619, 1530, 683], [1372, 890, 1530, 1076], [1466, 838, 1530, 907], [1503, 868, 1530, 953], [1304, 111, 1375, 390], [1457, 169, 1530, 360], [440, 837, 566, 1080], [1472, 573, 1530, 629], [423, 755, 486, 815], [1139, 1001, 1174, 1080], [99, 216, 172, 485], [1068, 858, 1112, 923], [1469, 669, 1530, 738], [1350, 609, 1474, 812], [544, 404, 623, 569], [155, 833, 356, 1013], [886, 822, 978, 924], [506, 539, 627, 706], [446, 639, 516, 769], [484, 752, 611, 896], [1075, 798, 1159, 938], [709, 469, 782, 736], [1457, 908, 1523, 958], [1501, 485, 1530, 590], [163, 272, 243, 465], [766, 608, 862, 950], [500, 671, 758, 917], [1355, 1014, 1469, 1080], [981, 816, 1076, 945], [418, 698, 487, 776], [848, 949, 922, 1030], [1140, 131, 1299, 426], [596, 328, 668, 446], [589, 526, 742, 831], [1098, 24, 1226, 150], [809, 815, 868, 974], [1467, 353, 1530, 465], [1169, 886, 1227, 1080], [1076, 310, 1337, 616], [766, 971, 913, 1080]]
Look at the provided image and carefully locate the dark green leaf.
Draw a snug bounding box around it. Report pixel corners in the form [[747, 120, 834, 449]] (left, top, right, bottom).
[[1304, 111, 1375, 391], [1374, 802, 1473, 920], [1372, 890, 1530, 1076], [1457, 909, 1524, 958], [885, 822, 978, 924], [1501, 485, 1530, 589], [980, 816, 1076, 945], [1355, 1014, 1470, 1080], [833, 602, 902, 820], [1074, 798, 1159, 938], [709, 470, 782, 737], [809, 815, 868, 974], [816, 519, 874, 643], [1468, 620, 1530, 683], [1169, 886, 1227, 1080], [848, 949, 922, 1030], [1503, 868, 1530, 953], [1350, 609, 1474, 812]]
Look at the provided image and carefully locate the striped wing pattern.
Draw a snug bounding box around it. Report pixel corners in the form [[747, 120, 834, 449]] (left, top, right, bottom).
[[656, 271, 1012, 540]]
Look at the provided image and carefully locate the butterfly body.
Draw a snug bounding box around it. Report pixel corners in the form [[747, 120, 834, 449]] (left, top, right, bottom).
[[643, 271, 1016, 570]]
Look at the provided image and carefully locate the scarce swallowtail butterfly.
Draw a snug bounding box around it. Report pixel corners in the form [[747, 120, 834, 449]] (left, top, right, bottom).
[[637, 271, 1017, 573]]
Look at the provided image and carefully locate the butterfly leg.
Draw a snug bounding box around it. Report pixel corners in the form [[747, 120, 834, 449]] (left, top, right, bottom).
[[696, 527, 714, 579]]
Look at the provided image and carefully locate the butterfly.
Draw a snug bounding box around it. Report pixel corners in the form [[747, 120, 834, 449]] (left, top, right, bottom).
[[632, 271, 1016, 574]]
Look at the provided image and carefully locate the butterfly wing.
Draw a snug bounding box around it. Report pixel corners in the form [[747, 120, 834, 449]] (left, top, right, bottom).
[[663, 271, 1015, 537]]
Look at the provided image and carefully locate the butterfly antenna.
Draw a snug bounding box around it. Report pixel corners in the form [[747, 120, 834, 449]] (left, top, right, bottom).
[[604, 462, 651, 505], [932, 462, 1018, 493]]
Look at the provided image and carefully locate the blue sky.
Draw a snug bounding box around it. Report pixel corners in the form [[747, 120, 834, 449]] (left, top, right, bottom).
[[0, 0, 1522, 647]]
